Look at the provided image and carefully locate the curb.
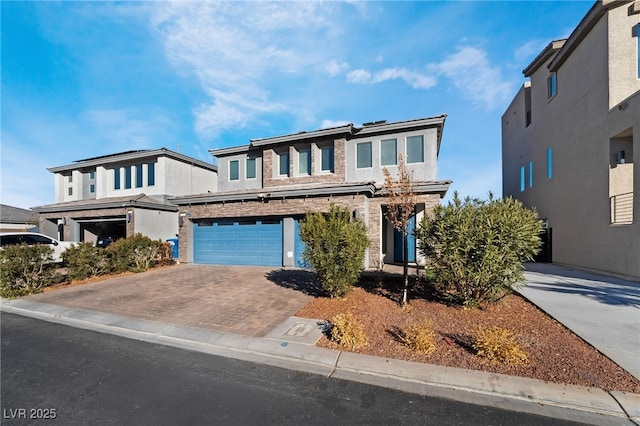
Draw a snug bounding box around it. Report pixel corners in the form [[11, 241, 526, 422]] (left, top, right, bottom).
[[2, 298, 639, 426]]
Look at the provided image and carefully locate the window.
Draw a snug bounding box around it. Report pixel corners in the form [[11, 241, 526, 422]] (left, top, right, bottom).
[[380, 139, 397, 166], [547, 72, 557, 99], [298, 148, 311, 175], [407, 135, 424, 163], [278, 151, 290, 176], [89, 171, 95, 180], [246, 158, 256, 179], [147, 162, 155, 186], [321, 146, 334, 172], [114, 167, 121, 190], [547, 147, 553, 179], [124, 166, 132, 189], [68, 187, 73, 196], [229, 160, 239, 181], [135, 164, 143, 188], [90, 184, 95, 193], [529, 161, 533, 188], [520, 166, 525, 192], [68, 174, 73, 183], [356, 142, 372, 168]]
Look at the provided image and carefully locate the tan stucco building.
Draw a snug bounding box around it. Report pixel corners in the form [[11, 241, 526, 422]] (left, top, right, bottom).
[[502, 0, 640, 280]]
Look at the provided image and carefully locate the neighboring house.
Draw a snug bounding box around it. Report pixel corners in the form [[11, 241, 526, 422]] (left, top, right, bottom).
[[172, 116, 451, 268], [502, 0, 640, 280], [33, 149, 217, 245], [0, 204, 39, 232]]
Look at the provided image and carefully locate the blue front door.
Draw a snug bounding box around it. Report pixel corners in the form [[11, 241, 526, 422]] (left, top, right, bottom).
[[294, 219, 311, 268], [393, 215, 416, 263]]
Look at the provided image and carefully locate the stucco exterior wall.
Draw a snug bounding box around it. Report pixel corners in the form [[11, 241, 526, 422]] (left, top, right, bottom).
[[502, 4, 640, 280], [346, 127, 438, 183], [133, 208, 178, 241]]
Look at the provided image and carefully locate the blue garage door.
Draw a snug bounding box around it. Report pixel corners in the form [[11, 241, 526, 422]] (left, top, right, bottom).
[[294, 219, 311, 268], [194, 219, 283, 266]]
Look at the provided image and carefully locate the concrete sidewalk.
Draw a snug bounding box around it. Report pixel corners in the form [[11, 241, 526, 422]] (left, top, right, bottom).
[[520, 263, 640, 380], [2, 297, 639, 426]]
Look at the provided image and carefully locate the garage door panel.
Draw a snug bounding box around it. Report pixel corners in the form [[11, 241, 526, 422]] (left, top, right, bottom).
[[194, 220, 282, 266]]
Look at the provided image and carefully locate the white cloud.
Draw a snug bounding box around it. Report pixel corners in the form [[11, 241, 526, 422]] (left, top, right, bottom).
[[346, 68, 373, 84], [148, 2, 348, 141], [429, 46, 514, 110], [347, 67, 436, 89], [321, 119, 351, 129], [514, 39, 546, 63], [81, 109, 173, 149], [325, 59, 350, 77]]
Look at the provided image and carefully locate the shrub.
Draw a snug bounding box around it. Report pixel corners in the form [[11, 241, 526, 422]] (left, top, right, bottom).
[[300, 205, 369, 298], [107, 234, 170, 273], [400, 320, 437, 354], [0, 244, 56, 298], [416, 192, 543, 307], [473, 326, 528, 365], [330, 312, 368, 350], [62, 242, 112, 280]]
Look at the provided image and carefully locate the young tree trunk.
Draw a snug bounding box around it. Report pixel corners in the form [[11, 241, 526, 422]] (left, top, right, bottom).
[[402, 232, 409, 305]]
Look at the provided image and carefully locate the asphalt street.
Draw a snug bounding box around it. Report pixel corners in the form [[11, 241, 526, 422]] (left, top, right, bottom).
[[1, 312, 589, 426]]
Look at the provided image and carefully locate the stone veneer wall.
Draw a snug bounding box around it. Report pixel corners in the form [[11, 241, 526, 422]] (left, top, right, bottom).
[[262, 138, 346, 188], [178, 192, 442, 268]]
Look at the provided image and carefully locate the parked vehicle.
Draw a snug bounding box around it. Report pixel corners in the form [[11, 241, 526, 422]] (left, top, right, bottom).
[[0, 232, 75, 263], [95, 236, 114, 248]]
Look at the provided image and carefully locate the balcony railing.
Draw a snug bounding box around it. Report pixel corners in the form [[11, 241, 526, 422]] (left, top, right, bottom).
[[610, 192, 633, 224]]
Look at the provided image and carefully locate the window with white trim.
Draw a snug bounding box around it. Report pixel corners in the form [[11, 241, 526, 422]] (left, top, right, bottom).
[[356, 142, 372, 168], [380, 139, 397, 166]]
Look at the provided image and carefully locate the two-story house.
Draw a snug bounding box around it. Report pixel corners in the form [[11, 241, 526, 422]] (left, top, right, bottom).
[[502, 0, 640, 280], [172, 116, 451, 268], [33, 148, 217, 244]]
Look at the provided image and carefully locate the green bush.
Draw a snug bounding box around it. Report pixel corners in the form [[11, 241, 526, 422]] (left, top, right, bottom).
[[300, 205, 369, 298], [107, 234, 170, 273], [0, 244, 56, 298], [416, 192, 543, 307], [62, 242, 112, 280]]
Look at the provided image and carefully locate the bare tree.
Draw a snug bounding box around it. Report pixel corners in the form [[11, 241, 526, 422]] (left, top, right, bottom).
[[383, 154, 417, 305]]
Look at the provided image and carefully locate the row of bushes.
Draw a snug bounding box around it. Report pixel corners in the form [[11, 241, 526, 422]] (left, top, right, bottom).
[[300, 195, 542, 307], [0, 234, 173, 298], [329, 312, 528, 365]]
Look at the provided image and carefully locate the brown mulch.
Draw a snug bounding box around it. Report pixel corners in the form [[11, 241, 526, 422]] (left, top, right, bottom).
[[296, 275, 640, 393]]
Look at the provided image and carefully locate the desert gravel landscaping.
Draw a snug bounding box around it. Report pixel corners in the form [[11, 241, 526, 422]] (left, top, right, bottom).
[[296, 275, 640, 393]]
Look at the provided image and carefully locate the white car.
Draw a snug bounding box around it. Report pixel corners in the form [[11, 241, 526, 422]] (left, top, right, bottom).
[[0, 232, 75, 263]]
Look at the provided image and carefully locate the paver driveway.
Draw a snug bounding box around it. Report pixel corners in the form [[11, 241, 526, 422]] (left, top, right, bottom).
[[24, 264, 316, 337]]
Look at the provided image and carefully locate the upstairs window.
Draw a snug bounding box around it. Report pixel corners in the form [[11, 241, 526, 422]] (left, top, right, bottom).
[[89, 171, 95, 180], [407, 135, 424, 163], [135, 164, 143, 188], [124, 166, 132, 189], [246, 158, 256, 179], [278, 151, 290, 176], [68, 174, 73, 183], [380, 139, 397, 166], [547, 72, 557, 99], [356, 142, 372, 168], [114, 167, 121, 190], [321, 146, 334, 172], [147, 162, 155, 186], [229, 160, 239, 181], [298, 148, 311, 175]]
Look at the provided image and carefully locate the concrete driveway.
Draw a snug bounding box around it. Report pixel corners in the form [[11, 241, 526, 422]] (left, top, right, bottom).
[[24, 264, 317, 337]]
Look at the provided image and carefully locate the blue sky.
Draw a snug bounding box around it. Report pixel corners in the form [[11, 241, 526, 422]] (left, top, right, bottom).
[[1, 1, 593, 209]]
